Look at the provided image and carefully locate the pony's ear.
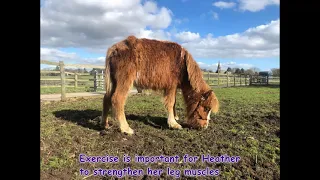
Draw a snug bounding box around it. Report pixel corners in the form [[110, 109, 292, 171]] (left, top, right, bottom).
[[201, 90, 213, 101]]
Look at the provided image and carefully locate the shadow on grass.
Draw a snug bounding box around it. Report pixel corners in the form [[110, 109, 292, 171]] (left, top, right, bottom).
[[126, 114, 192, 129], [53, 110, 103, 131], [53, 110, 189, 131]]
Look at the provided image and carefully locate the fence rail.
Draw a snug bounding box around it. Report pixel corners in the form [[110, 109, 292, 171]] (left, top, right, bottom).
[[41, 60, 280, 101]]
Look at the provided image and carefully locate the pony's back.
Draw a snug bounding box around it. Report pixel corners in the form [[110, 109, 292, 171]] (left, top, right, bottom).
[[107, 36, 188, 90]]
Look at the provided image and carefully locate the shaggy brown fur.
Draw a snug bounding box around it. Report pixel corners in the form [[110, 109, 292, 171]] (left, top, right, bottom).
[[101, 35, 219, 134]]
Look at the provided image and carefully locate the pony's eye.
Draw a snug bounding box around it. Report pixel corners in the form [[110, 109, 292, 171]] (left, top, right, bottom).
[[204, 107, 210, 112]]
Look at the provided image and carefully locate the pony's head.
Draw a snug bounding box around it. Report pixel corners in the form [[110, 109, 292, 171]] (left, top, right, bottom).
[[186, 90, 219, 129]]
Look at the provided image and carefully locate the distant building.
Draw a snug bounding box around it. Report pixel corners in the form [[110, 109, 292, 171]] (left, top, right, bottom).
[[259, 71, 269, 77], [258, 71, 269, 83]]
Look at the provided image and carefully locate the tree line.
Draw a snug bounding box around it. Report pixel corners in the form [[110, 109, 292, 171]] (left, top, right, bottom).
[[201, 67, 280, 77], [41, 66, 104, 76], [53, 66, 92, 74]]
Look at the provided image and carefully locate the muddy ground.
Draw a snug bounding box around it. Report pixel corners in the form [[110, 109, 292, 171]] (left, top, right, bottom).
[[40, 86, 280, 180]]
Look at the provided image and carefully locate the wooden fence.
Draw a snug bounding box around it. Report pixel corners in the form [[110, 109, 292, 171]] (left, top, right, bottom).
[[202, 72, 250, 87], [41, 60, 105, 101], [41, 60, 280, 101], [202, 72, 280, 87]]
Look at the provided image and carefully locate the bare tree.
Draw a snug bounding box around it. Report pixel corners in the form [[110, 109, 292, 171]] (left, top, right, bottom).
[[235, 68, 241, 74], [271, 68, 280, 77], [251, 67, 260, 73], [245, 69, 254, 75]]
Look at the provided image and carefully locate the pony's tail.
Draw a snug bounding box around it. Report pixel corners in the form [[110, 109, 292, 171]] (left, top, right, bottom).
[[104, 49, 113, 98], [184, 49, 206, 92], [100, 49, 114, 128]]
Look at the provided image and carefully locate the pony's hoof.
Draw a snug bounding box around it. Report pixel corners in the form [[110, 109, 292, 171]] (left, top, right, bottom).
[[121, 127, 135, 135], [104, 124, 110, 129], [169, 123, 183, 130], [174, 116, 180, 121]]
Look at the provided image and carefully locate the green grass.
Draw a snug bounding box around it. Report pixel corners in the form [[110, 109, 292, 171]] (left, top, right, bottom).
[[41, 87, 95, 94], [40, 86, 280, 179]]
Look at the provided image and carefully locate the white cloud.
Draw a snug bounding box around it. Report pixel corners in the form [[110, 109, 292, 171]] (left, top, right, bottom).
[[212, 1, 236, 9], [212, 12, 219, 20], [201, 11, 219, 20], [40, 0, 172, 52], [41, 47, 105, 69], [177, 19, 279, 58], [41, 0, 279, 64], [41, 48, 77, 61], [239, 0, 279, 12], [143, 1, 158, 13], [136, 29, 172, 40], [175, 31, 200, 42]]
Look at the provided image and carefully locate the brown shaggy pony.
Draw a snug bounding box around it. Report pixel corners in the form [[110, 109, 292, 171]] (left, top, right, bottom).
[[101, 36, 219, 135]]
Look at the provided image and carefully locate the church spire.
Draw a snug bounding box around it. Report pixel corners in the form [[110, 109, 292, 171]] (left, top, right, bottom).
[[216, 61, 221, 73]]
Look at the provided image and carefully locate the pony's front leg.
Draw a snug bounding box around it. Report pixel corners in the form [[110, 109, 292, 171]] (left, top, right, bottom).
[[164, 87, 182, 129]]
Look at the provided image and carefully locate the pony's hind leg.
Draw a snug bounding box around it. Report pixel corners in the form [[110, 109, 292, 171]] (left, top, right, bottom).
[[173, 93, 179, 121], [164, 87, 182, 129], [101, 93, 112, 129], [111, 75, 136, 135]]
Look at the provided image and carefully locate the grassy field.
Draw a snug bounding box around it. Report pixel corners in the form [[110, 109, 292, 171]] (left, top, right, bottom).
[[40, 86, 280, 180], [41, 87, 93, 94]]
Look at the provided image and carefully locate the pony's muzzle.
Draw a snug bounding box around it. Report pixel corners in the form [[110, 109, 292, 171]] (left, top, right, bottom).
[[198, 119, 209, 129], [187, 119, 209, 129]]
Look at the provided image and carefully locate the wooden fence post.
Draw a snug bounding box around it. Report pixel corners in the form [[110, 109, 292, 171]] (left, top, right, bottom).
[[260, 76, 262, 85], [218, 72, 220, 87], [208, 72, 210, 84], [234, 74, 236, 87], [101, 70, 104, 90], [245, 75, 247, 86], [59, 61, 66, 101], [93, 70, 97, 92], [227, 73, 229, 87], [240, 74, 242, 86], [98, 73, 101, 88], [267, 75, 269, 85], [74, 73, 78, 88]]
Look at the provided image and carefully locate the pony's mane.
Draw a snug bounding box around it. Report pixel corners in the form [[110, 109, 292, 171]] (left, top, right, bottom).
[[184, 49, 210, 92], [180, 49, 214, 119]]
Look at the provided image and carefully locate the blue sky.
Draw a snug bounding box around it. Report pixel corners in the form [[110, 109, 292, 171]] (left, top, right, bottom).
[[40, 0, 279, 71]]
